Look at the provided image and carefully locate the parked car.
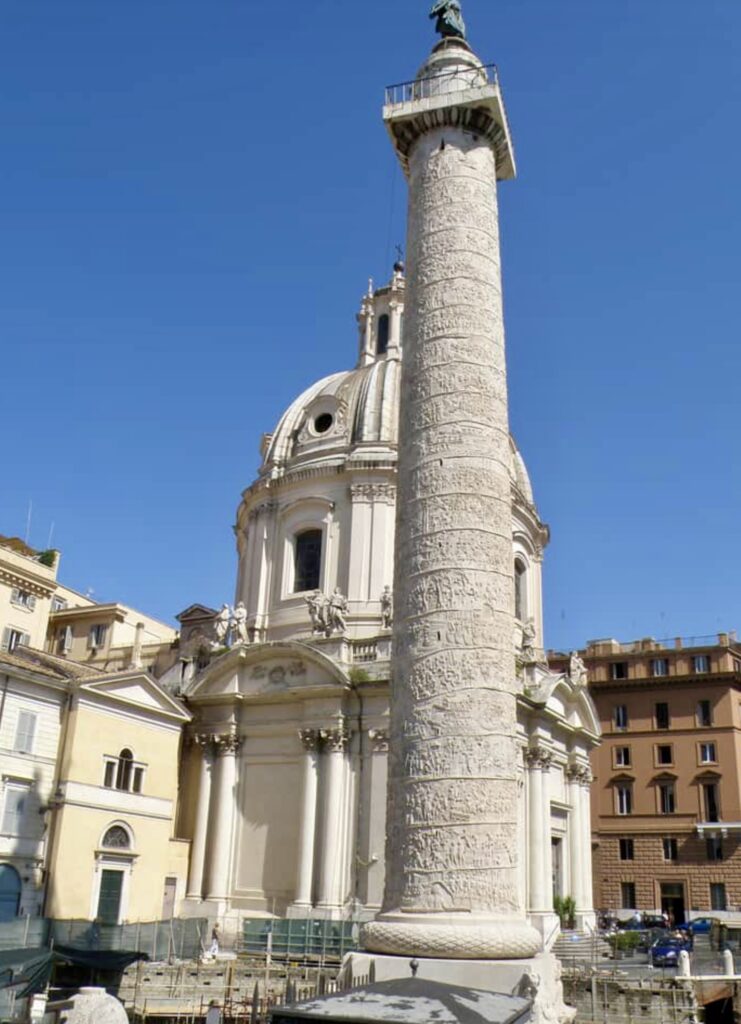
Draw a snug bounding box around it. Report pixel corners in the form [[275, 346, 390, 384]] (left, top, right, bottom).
[[687, 917, 716, 934], [650, 934, 692, 967]]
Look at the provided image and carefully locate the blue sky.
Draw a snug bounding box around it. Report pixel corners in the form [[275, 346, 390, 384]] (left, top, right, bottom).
[[1, 0, 740, 651]]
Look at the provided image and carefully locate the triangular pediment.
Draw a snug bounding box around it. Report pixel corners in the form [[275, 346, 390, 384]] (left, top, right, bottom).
[[187, 641, 349, 701], [177, 603, 217, 623], [79, 671, 191, 722]]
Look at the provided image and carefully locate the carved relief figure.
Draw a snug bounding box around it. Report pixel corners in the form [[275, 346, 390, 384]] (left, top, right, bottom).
[[213, 604, 231, 647], [380, 586, 393, 629], [231, 601, 248, 645], [305, 589, 328, 635], [328, 588, 348, 634]]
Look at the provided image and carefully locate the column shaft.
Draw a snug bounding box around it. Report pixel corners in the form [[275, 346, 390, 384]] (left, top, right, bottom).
[[527, 755, 547, 913], [205, 735, 241, 901], [294, 731, 320, 908], [186, 738, 214, 899], [316, 728, 347, 909], [567, 772, 583, 911], [579, 776, 594, 913]]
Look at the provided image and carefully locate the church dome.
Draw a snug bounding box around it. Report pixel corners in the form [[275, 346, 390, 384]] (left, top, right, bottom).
[[258, 269, 536, 506], [260, 358, 401, 479]]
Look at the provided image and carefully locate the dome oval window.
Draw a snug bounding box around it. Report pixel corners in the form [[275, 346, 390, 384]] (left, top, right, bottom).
[[314, 413, 334, 435]]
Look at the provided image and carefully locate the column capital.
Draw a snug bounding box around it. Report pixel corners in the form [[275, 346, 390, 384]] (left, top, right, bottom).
[[214, 732, 243, 755], [319, 725, 349, 753], [566, 763, 592, 786], [193, 731, 216, 751], [298, 727, 321, 752], [524, 746, 552, 771], [368, 728, 389, 753], [349, 483, 396, 505]]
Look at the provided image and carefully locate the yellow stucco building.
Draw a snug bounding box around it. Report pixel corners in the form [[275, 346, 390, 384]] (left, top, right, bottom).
[[44, 668, 190, 924]]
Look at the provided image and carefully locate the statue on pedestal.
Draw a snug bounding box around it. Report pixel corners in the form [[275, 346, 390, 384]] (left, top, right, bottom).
[[328, 588, 348, 634], [380, 585, 393, 629], [305, 590, 328, 635], [231, 601, 248, 645], [429, 0, 466, 40], [569, 650, 588, 688], [213, 604, 231, 648], [520, 617, 537, 662]]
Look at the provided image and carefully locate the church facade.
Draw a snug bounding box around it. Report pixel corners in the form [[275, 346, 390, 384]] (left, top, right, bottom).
[[176, 267, 600, 943]]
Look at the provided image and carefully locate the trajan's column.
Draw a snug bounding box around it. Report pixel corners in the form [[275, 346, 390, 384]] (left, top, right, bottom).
[[362, 1, 552, 980]]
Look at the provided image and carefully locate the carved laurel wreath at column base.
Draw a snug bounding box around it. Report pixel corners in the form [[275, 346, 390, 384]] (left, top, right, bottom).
[[362, 915, 541, 959]]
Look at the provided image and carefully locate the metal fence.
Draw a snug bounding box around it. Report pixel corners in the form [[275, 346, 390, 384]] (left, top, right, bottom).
[[0, 916, 208, 960], [384, 62, 498, 106], [242, 918, 360, 963]]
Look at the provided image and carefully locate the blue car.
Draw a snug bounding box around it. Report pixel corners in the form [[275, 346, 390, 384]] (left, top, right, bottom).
[[687, 917, 716, 935], [650, 934, 692, 967]]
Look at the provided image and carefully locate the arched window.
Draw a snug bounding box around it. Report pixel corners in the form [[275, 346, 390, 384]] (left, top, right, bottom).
[[294, 530, 322, 592], [0, 865, 21, 922], [102, 825, 131, 850], [115, 749, 133, 792], [376, 314, 389, 355], [514, 559, 527, 622]]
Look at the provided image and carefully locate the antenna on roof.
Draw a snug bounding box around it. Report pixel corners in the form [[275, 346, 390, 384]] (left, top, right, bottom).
[[24, 500, 32, 546], [47, 522, 55, 548]]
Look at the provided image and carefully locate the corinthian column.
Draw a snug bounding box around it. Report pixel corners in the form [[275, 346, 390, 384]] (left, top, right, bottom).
[[526, 748, 553, 915], [363, 32, 539, 960], [566, 764, 584, 912], [187, 734, 215, 899], [293, 729, 320, 909], [316, 725, 349, 910], [205, 732, 242, 902]]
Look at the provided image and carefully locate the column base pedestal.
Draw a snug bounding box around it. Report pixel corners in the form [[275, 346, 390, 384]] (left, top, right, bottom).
[[362, 913, 541, 959], [340, 951, 575, 1024]]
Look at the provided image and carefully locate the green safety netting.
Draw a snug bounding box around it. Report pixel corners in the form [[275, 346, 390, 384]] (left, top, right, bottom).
[[0, 945, 147, 999]]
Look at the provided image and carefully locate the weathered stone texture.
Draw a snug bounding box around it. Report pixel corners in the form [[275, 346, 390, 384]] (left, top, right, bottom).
[[381, 128, 526, 922]]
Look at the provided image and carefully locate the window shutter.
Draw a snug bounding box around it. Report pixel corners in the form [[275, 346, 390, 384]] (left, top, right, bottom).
[[20, 633, 30, 649], [10, 589, 19, 604], [88, 627, 96, 649], [63, 626, 73, 652], [14, 711, 37, 753], [1, 629, 10, 652], [27, 595, 36, 611]]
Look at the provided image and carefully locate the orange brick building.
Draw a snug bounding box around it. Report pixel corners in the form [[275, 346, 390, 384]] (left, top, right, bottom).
[[550, 633, 741, 923]]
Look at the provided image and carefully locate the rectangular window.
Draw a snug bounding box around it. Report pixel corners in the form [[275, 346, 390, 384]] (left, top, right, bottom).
[[659, 783, 676, 814], [51, 596, 68, 612], [616, 785, 633, 815], [88, 624, 108, 650], [693, 655, 710, 674], [614, 705, 629, 730], [1, 784, 29, 835], [1, 628, 31, 653], [703, 783, 720, 822], [697, 700, 713, 727], [655, 702, 670, 729], [13, 711, 36, 754], [611, 662, 629, 680], [662, 837, 678, 861], [707, 836, 724, 862], [614, 746, 631, 768], [10, 588, 36, 610], [710, 882, 727, 912], [652, 658, 669, 678], [621, 881, 636, 909], [293, 530, 323, 593], [700, 742, 717, 764], [619, 838, 634, 861], [656, 744, 673, 766]]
